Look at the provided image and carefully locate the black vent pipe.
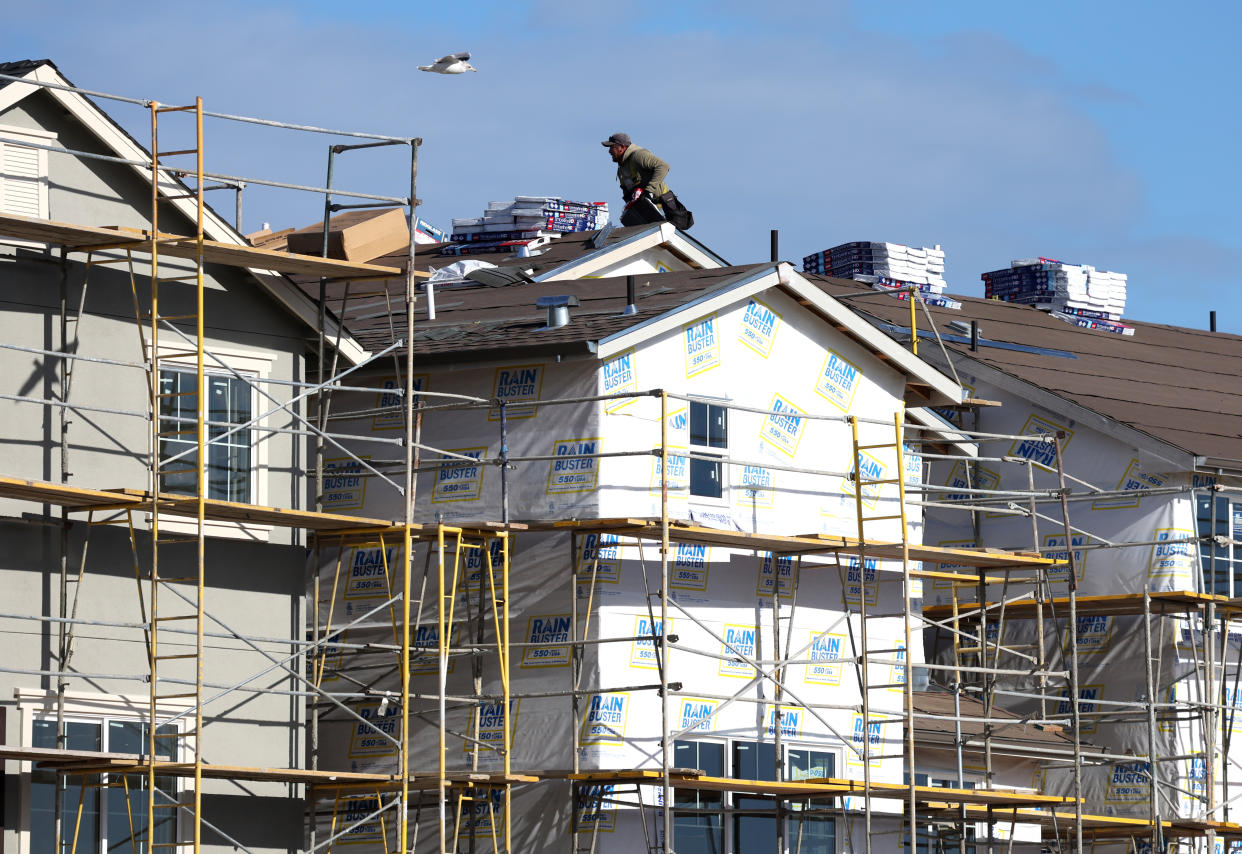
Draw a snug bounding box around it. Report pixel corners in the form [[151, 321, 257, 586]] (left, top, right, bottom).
[[623, 274, 637, 316]]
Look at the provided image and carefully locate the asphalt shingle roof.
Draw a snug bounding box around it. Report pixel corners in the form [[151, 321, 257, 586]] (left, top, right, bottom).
[[329, 264, 770, 363], [809, 276, 1242, 465], [0, 59, 53, 86]]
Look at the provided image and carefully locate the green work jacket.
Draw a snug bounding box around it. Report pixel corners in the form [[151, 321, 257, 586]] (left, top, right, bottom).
[[616, 145, 670, 198]]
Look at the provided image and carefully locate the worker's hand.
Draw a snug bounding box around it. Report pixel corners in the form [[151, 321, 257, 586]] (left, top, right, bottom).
[[629, 188, 644, 202]]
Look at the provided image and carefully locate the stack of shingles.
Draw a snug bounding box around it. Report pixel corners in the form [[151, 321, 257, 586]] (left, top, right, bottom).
[[982, 258, 1131, 335], [443, 196, 609, 257], [803, 241, 958, 309]]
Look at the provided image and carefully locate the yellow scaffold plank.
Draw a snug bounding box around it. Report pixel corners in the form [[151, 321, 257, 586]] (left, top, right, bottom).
[[533, 518, 1058, 573], [568, 769, 1076, 808], [923, 591, 1242, 621]]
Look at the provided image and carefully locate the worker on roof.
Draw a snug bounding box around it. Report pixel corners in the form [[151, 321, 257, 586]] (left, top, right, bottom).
[[602, 133, 693, 230]]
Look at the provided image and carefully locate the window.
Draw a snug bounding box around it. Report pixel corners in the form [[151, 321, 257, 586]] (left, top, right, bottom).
[[159, 368, 253, 502], [689, 400, 728, 499], [673, 739, 840, 853], [0, 127, 52, 219], [788, 748, 834, 781], [30, 717, 178, 854], [732, 741, 778, 852], [1198, 493, 1242, 597], [673, 740, 724, 854], [787, 748, 837, 853], [784, 744, 834, 854]]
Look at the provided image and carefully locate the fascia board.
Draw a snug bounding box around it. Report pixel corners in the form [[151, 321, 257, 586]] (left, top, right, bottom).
[[20, 66, 370, 364], [0, 70, 46, 113], [534, 224, 666, 281], [923, 350, 1196, 472], [665, 230, 729, 269], [1196, 458, 1242, 478], [31, 66, 245, 244], [595, 265, 779, 359], [906, 407, 978, 458], [248, 271, 368, 364], [780, 271, 964, 407]]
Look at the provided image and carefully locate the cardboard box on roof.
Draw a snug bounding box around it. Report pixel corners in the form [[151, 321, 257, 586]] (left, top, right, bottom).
[[286, 207, 410, 262], [246, 226, 294, 252]]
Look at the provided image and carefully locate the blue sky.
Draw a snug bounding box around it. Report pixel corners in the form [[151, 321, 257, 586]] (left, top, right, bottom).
[[7, 1, 1240, 331]]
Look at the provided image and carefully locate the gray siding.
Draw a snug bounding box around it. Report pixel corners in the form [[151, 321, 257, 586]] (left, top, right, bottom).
[[1, 88, 310, 854]]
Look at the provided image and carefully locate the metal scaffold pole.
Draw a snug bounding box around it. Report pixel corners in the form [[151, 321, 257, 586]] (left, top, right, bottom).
[[1053, 432, 1083, 853], [1143, 587, 1163, 853], [146, 97, 163, 854], [1205, 597, 1218, 835], [314, 144, 335, 519], [895, 410, 916, 853], [399, 131, 420, 854], [437, 523, 448, 854], [660, 390, 673, 853]]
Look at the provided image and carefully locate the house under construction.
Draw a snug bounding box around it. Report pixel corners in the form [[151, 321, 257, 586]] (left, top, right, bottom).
[[2, 59, 1242, 854]]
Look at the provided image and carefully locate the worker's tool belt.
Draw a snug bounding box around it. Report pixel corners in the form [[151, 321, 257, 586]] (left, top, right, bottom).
[[620, 194, 665, 227], [620, 191, 694, 230], [660, 191, 694, 231]]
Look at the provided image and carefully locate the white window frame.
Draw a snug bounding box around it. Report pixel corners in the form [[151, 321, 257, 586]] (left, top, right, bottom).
[[670, 736, 728, 853], [784, 744, 842, 853], [13, 689, 192, 854], [0, 124, 54, 244], [154, 341, 276, 541], [1199, 492, 1241, 597], [670, 736, 842, 853]]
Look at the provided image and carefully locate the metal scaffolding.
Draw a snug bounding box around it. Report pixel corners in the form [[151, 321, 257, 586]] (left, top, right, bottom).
[[2, 71, 1242, 854]]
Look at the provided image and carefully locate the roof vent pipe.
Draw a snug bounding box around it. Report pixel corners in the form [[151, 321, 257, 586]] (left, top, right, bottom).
[[537, 295, 580, 329], [1211, 310, 1217, 332], [770, 229, 778, 263], [622, 274, 637, 316]]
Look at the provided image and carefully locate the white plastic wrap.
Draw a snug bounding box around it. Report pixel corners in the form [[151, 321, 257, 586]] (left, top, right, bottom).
[[923, 371, 1236, 834], [311, 286, 941, 851]]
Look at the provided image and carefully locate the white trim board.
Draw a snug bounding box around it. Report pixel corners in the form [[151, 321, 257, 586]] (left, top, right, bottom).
[[0, 63, 368, 364], [536, 223, 668, 281], [153, 340, 279, 540], [906, 406, 978, 459], [537, 223, 729, 283], [597, 263, 964, 408]]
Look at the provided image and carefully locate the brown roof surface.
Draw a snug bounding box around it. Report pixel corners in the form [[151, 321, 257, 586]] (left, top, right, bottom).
[[368, 223, 665, 276], [324, 264, 772, 363], [294, 224, 675, 354], [911, 690, 1094, 752], [809, 276, 1242, 465], [286, 217, 743, 365]]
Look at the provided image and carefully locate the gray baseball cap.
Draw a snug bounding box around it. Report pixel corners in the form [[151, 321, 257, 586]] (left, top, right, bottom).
[[601, 132, 631, 148]]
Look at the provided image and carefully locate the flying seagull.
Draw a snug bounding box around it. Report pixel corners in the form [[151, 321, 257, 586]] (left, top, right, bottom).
[[418, 52, 477, 74]]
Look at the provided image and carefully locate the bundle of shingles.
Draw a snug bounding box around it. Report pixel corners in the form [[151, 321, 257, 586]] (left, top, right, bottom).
[[982, 258, 1131, 335], [803, 241, 959, 309], [443, 196, 609, 256]]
